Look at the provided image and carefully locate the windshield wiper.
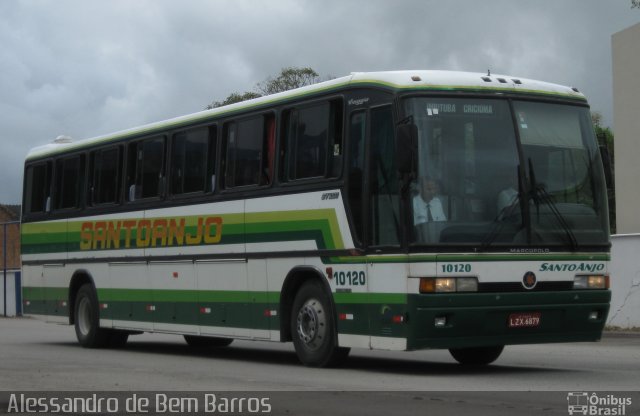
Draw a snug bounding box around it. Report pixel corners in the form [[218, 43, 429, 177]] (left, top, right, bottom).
[[480, 166, 525, 250], [528, 159, 578, 250]]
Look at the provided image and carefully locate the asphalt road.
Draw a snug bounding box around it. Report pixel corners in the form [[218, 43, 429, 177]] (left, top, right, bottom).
[[0, 317, 638, 415]]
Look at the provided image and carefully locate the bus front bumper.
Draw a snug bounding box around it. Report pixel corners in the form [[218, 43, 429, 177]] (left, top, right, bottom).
[[405, 290, 610, 350]]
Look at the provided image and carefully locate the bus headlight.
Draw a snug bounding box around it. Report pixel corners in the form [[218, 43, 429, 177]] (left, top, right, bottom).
[[573, 274, 609, 290], [419, 277, 478, 293]]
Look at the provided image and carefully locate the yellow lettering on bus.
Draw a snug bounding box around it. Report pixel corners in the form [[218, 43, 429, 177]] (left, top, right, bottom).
[[185, 217, 204, 245], [122, 220, 136, 248], [93, 221, 107, 250], [136, 220, 152, 248], [151, 219, 168, 247], [204, 217, 222, 244], [168, 218, 185, 246], [77, 216, 223, 250], [80, 222, 93, 250], [107, 221, 121, 249]]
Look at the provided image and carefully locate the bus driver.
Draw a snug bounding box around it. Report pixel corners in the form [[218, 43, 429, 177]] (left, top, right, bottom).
[[413, 177, 447, 225]]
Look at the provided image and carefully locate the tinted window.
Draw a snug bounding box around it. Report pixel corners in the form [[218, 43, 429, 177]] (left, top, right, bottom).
[[369, 106, 400, 246], [171, 127, 211, 195], [25, 162, 52, 214], [224, 115, 273, 188], [347, 111, 366, 244], [281, 100, 343, 181], [90, 147, 121, 205], [55, 156, 83, 210], [127, 137, 165, 201]]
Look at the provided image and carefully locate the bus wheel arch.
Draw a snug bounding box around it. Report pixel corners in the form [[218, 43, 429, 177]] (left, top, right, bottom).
[[68, 270, 96, 325], [280, 267, 333, 342], [281, 267, 349, 367]]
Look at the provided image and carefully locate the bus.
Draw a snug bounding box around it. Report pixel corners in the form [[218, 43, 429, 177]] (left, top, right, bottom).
[[21, 70, 611, 367]]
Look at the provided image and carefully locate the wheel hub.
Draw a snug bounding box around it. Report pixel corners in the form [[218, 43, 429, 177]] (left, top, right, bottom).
[[77, 297, 92, 336], [296, 298, 326, 349]]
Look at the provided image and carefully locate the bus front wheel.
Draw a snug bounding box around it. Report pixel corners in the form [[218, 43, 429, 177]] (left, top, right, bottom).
[[449, 345, 504, 365], [290, 280, 349, 367], [74, 283, 110, 348]]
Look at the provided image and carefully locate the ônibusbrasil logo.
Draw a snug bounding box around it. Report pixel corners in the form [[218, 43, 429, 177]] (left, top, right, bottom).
[[567, 392, 632, 415]]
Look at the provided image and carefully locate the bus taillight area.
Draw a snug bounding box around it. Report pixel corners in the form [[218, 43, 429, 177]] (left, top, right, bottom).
[[405, 289, 611, 351]]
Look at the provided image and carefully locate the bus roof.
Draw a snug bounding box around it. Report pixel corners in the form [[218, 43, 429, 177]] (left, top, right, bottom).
[[25, 70, 586, 161]]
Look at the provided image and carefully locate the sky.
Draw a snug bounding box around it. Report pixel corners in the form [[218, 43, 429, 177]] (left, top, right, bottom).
[[0, 0, 638, 204]]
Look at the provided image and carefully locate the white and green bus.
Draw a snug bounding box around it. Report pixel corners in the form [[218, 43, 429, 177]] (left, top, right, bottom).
[[21, 70, 611, 367]]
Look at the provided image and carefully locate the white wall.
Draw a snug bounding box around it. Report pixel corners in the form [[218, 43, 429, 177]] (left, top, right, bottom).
[[613, 23, 640, 234], [608, 235, 640, 328], [0, 270, 20, 317]]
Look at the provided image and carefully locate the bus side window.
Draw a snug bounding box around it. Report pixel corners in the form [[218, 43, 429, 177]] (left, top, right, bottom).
[[369, 105, 400, 247], [126, 136, 166, 201], [208, 126, 217, 192], [89, 147, 121, 206], [263, 115, 275, 185], [347, 111, 366, 244], [54, 155, 84, 211], [170, 126, 210, 195], [224, 115, 272, 189], [24, 161, 52, 215], [280, 99, 342, 182]]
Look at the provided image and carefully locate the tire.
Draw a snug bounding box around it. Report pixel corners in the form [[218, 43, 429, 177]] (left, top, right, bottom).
[[291, 280, 350, 367], [184, 335, 233, 348], [449, 345, 504, 365], [74, 283, 110, 348]]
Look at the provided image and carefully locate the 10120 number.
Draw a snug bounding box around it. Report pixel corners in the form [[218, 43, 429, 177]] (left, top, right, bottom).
[[441, 263, 472, 273], [334, 271, 366, 286]]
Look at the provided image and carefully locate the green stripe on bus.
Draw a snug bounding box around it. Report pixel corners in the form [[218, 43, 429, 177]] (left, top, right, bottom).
[[22, 287, 68, 301], [21, 209, 345, 255]]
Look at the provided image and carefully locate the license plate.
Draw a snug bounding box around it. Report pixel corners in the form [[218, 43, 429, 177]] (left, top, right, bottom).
[[508, 312, 541, 328]]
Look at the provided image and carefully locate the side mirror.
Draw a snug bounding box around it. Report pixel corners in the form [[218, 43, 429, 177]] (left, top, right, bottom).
[[396, 124, 418, 176]]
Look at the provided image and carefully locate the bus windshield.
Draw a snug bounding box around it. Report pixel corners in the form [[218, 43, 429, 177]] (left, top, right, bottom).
[[402, 97, 609, 249]]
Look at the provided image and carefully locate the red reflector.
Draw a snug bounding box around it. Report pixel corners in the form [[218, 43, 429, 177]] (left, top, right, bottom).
[[392, 315, 404, 324]]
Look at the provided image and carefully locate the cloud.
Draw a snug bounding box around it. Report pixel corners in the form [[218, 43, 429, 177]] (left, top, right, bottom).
[[0, 0, 637, 203]]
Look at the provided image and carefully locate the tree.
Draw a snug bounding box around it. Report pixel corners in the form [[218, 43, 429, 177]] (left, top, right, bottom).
[[255, 67, 319, 96], [207, 67, 321, 109], [206, 91, 261, 109], [592, 111, 616, 234], [591, 111, 614, 159], [633, 0, 640, 8]]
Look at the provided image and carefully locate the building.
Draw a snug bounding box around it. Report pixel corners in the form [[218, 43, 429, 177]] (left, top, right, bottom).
[[612, 22, 640, 235], [610, 22, 640, 328], [0, 204, 21, 270]]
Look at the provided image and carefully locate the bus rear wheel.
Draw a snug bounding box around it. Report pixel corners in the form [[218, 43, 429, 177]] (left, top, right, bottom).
[[449, 345, 504, 365], [290, 280, 349, 367], [74, 283, 110, 348], [184, 335, 233, 348]]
